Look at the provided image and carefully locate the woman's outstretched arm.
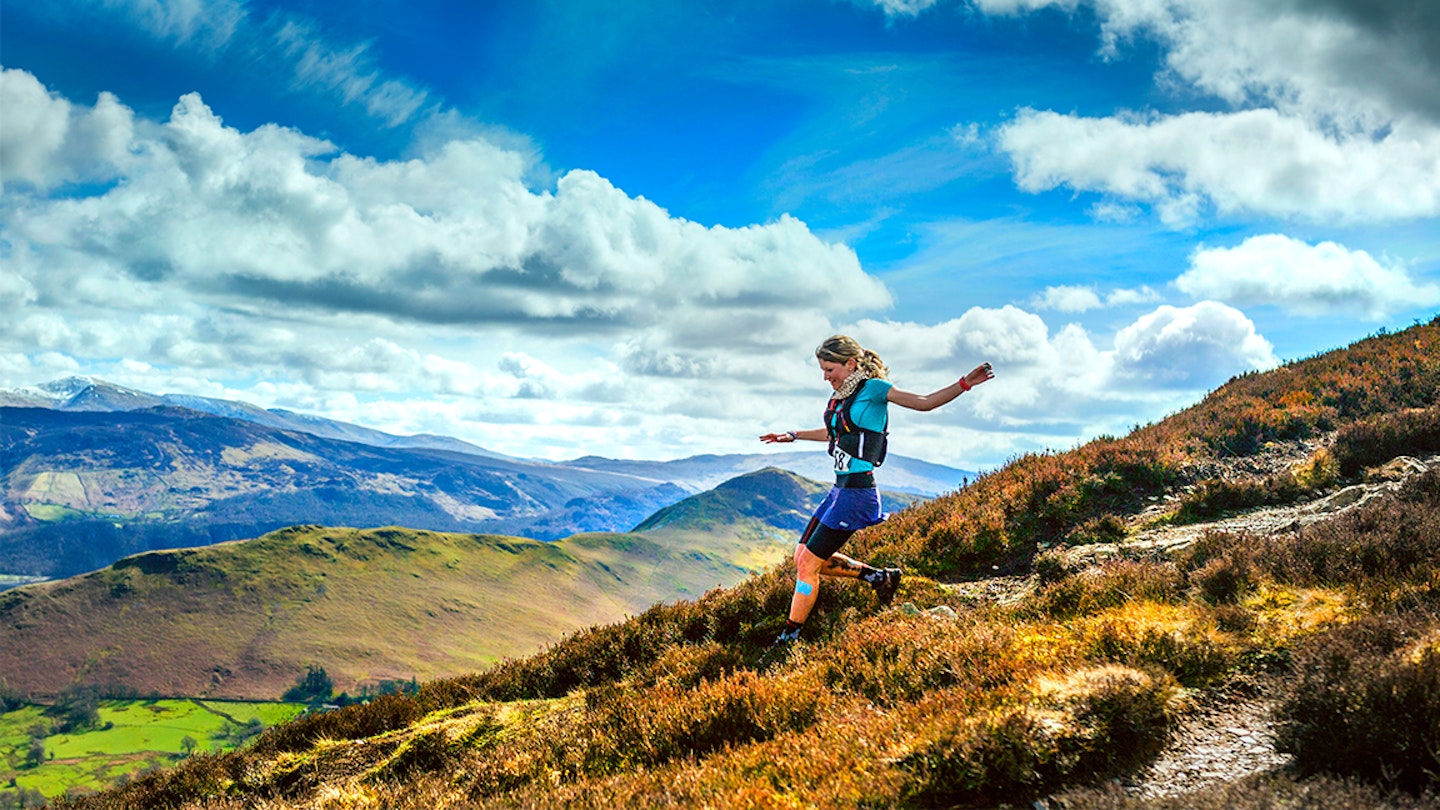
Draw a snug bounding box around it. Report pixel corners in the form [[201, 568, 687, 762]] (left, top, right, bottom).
[[760, 428, 828, 444], [886, 362, 994, 412]]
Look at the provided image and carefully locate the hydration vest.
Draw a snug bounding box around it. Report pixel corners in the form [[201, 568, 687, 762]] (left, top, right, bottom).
[[825, 380, 888, 471]]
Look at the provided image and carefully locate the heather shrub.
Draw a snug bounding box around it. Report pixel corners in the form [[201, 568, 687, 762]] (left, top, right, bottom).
[[900, 703, 1062, 806], [593, 668, 828, 770], [1189, 550, 1258, 604], [1065, 514, 1128, 546], [1291, 446, 1340, 490], [899, 666, 1174, 807], [1076, 606, 1234, 687], [378, 724, 470, 781], [1028, 559, 1186, 619], [858, 440, 1180, 580], [457, 575, 789, 702], [815, 612, 1022, 706], [472, 601, 707, 700], [1275, 614, 1440, 792], [1170, 468, 1440, 607], [1174, 530, 1249, 574], [1332, 406, 1440, 477], [1151, 321, 1440, 460], [1033, 545, 1077, 584], [633, 640, 745, 689], [1281, 468, 1440, 596], [252, 691, 426, 755], [1206, 603, 1258, 634], [464, 668, 831, 796], [1172, 475, 1300, 524], [1044, 665, 1176, 772], [476, 702, 912, 810]]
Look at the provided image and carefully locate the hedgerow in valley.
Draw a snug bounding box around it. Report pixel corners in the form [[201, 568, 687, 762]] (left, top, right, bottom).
[[50, 319, 1440, 809]]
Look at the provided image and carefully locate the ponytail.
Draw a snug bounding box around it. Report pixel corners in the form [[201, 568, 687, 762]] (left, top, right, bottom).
[[815, 335, 888, 380]]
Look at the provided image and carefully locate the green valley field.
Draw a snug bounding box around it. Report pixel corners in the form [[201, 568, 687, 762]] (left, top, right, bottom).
[[1, 699, 305, 802]]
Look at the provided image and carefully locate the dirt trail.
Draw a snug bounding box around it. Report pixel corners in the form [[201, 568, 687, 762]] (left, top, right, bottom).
[[950, 447, 1440, 800], [1119, 451, 1437, 798], [1079, 451, 1440, 564]]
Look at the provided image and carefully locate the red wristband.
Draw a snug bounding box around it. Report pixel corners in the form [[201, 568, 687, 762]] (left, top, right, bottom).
[[959, 378, 972, 392]]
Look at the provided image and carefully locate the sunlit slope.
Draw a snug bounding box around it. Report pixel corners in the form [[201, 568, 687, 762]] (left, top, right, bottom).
[[50, 319, 1440, 810], [851, 317, 1440, 580], [0, 470, 823, 700]]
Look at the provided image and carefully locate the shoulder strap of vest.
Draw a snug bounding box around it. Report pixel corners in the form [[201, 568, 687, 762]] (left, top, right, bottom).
[[826, 387, 861, 435]]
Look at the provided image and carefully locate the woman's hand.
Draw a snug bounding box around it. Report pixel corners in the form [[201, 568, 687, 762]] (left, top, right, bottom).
[[962, 361, 994, 390], [760, 432, 797, 444]]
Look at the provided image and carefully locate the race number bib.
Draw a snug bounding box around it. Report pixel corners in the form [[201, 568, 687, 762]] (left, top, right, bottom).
[[831, 443, 853, 473]]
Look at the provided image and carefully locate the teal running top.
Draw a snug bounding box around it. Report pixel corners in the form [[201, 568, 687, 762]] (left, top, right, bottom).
[[827, 378, 891, 475]]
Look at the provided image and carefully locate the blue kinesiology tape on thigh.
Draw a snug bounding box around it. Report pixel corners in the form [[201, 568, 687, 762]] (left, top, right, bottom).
[[795, 580, 815, 596]]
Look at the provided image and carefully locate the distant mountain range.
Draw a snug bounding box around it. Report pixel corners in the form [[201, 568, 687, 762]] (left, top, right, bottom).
[[0, 377, 972, 580], [0, 468, 827, 700], [0, 377, 508, 458]]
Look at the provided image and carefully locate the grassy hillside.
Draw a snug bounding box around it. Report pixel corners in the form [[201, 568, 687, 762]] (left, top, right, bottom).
[[50, 319, 1440, 809], [635, 464, 922, 534], [0, 469, 819, 701]]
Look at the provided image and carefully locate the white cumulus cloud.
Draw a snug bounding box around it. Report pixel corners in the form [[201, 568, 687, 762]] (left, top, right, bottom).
[[1034, 285, 1103, 313], [1001, 107, 1440, 224], [0, 68, 137, 192], [3, 73, 886, 346], [973, 0, 1440, 224], [0, 69, 904, 465], [1177, 234, 1440, 320], [1113, 301, 1277, 387], [1032, 284, 1161, 312]]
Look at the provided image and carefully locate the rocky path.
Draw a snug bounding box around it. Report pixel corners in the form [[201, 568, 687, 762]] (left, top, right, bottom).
[[1114, 452, 1436, 799], [963, 447, 1440, 801], [1078, 451, 1440, 564], [1121, 679, 1290, 799]]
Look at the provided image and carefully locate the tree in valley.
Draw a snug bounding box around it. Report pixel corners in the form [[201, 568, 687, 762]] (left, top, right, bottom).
[[23, 736, 45, 769], [282, 664, 335, 704]]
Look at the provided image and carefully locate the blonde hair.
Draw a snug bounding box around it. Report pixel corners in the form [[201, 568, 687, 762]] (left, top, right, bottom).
[[815, 335, 888, 380]]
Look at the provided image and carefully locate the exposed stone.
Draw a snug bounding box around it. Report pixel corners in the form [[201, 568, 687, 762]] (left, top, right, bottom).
[[1122, 678, 1290, 800]]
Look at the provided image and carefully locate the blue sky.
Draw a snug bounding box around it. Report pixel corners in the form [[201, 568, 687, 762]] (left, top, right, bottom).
[[3, 0, 1438, 469]]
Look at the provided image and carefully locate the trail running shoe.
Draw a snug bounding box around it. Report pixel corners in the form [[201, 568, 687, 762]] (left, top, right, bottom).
[[873, 568, 902, 606], [764, 627, 801, 662], [771, 626, 801, 647]]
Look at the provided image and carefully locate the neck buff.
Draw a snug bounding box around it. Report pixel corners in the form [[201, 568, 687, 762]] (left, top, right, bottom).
[[831, 368, 871, 401]]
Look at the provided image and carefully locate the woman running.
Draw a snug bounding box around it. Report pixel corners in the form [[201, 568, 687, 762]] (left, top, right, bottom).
[[761, 335, 994, 645]]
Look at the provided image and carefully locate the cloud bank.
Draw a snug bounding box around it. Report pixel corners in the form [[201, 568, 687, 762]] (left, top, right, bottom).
[[969, 0, 1440, 224], [2, 69, 885, 339], [1, 65, 1285, 466], [1178, 235, 1440, 320]]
